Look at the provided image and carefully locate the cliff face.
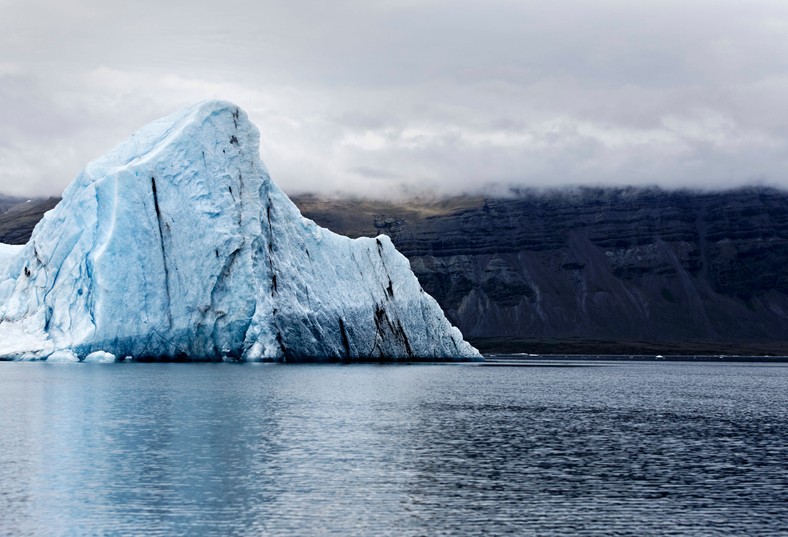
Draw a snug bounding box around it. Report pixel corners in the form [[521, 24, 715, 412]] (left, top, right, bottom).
[[295, 188, 788, 349]]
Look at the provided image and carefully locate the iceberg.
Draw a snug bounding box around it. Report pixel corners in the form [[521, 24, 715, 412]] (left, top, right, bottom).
[[0, 100, 480, 362]]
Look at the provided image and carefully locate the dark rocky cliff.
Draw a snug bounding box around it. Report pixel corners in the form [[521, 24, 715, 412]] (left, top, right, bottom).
[[0, 197, 60, 245], [3, 188, 787, 354], [295, 188, 788, 354]]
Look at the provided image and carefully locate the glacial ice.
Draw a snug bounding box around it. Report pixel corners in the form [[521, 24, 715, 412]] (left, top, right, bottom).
[[45, 350, 79, 363], [83, 351, 117, 363], [0, 243, 23, 274], [0, 100, 480, 362]]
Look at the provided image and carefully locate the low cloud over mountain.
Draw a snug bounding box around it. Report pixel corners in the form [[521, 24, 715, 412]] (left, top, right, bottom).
[[2, 1, 788, 198]]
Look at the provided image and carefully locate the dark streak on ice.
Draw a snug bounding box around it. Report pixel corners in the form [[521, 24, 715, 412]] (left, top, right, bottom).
[[151, 177, 173, 327], [373, 304, 415, 359], [275, 331, 287, 360], [339, 318, 351, 358], [375, 238, 395, 299], [44, 306, 53, 332], [265, 198, 277, 296], [397, 319, 414, 358]]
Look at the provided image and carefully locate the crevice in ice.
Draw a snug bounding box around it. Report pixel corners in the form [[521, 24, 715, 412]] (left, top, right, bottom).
[[339, 317, 351, 358], [370, 306, 384, 357], [209, 244, 242, 313], [371, 238, 397, 301], [33, 245, 43, 266], [81, 261, 96, 328], [276, 331, 286, 359], [150, 177, 172, 327], [236, 172, 244, 226], [273, 308, 287, 360], [373, 304, 415, 359], [264, 196, 278, 298], [397, 319, 414, 357], [206, 241, 247, 358]]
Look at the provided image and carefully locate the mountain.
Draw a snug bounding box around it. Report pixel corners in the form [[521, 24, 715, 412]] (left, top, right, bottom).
[[295, 188, 788, 355], [0, 197, 60, 245], [0, 101, 479, 362], [0, 195, 26, 212]]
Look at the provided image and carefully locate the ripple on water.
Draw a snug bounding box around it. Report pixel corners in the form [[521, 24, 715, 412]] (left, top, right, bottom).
[[0, 361, 785, 536]]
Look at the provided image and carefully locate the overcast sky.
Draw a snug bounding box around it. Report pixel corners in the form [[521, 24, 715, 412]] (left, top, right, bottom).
[[1, 0, 788, 198]]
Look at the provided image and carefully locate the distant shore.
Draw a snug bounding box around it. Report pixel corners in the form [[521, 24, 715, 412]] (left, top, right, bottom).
[[470, 337, 788, 358], [482, 355, 788, 364]]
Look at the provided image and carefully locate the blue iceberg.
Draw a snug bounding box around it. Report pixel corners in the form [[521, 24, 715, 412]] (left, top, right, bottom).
[[0, 101, 480, 362]]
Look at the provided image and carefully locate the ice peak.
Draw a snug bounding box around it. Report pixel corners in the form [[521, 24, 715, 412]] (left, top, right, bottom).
[[70, 100, 260, 194]]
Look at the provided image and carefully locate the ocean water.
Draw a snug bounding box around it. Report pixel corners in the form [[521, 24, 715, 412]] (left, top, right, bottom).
[[0, 361, 785, 536]]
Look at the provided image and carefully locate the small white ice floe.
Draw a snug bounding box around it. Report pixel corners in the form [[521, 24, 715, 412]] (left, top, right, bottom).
[[83, 351, 117, 363]]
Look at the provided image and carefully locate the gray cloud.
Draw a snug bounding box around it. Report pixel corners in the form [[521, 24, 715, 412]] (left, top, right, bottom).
[[1, 0, 787, 198]]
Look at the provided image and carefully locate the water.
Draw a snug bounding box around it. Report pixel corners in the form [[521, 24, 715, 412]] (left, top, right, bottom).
[[0, 361, 786, 536]]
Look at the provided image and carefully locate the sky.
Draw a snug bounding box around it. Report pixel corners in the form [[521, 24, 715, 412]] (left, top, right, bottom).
[[1, 0, 788, 199]]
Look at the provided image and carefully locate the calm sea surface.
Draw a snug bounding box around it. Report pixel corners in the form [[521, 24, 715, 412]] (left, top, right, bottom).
[[0, 361, 785, 536]]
